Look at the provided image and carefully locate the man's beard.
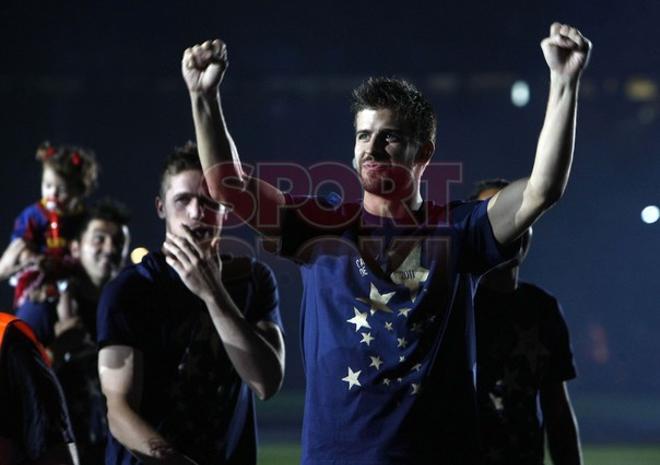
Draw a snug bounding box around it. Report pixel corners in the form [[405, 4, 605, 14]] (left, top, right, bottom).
[[359, 163, 415, 199]]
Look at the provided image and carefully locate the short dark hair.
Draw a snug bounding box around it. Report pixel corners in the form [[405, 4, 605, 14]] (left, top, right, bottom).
[[351, 77, 437, 145], [469, 178, 511, 200], [159, 141, 202, 197], [36, 141, 99, 197], [76, 198, 131, 240]]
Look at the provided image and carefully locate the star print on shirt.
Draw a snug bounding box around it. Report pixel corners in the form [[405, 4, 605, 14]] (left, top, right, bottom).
[[347, 308, 371, 332], [389, 243, 429, 302], [397, 337, 408, 348], [384, 322, 393, 331], [511, 324, 551, 372], [398, 308, 411, 318], [488, 392, 504, 412], [356, 283, 395, 315], [360, 332, 375, 346], [369, 356, 383, 370], [342, 367, 362, 390]]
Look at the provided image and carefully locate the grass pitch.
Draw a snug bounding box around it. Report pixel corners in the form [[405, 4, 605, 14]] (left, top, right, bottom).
[[257, 443, 660, 465]]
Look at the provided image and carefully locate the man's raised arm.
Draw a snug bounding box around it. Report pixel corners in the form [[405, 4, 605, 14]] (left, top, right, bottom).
[[487, 23, 592, 245], [182, 39, 285, 235]]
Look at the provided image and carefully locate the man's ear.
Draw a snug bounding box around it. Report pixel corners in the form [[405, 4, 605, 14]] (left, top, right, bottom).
[[416, 141, 435, 164], [70, 239, 81, 259], [155, 196, 165, 219]]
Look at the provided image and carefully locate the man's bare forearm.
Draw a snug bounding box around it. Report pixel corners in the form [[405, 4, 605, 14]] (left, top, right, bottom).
[[204, 288, 284, 400], [527, 75, 578, 207], [542, 382, 583, 465], [488, 77, 578, 243], [106, 399, 196, 465], [190, 91, 245, 201]]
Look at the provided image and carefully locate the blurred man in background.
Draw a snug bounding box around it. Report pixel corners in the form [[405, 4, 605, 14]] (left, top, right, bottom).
[[473, 179, 582, 465]]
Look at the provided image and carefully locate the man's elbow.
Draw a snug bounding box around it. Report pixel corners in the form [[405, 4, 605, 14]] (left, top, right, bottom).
[[540, 186, 565, 208], [204, 164, 247, 201], [254, 366, 284, 401], [527, 182, 565, 212]]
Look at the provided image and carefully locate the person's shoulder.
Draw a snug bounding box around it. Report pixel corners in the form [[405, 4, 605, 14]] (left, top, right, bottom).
[[423, 199, 481, 226], [221, 255, 275, 284], [518, 282, 562, 311], [287, 194, 361, 222], [448, 199, 485, 216], [221, 255, 254, 283], [518, 281, 556, 298], [103, 251, 166, 294], [14, 202, 46, 221]]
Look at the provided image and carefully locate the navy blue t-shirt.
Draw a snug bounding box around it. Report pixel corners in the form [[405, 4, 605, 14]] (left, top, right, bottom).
[[475, 283, 577, 465], [275, 196, 519, 465], [97, 252, 282, 465]]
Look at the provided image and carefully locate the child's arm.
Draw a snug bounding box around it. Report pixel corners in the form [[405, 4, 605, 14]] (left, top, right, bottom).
[[0, 238, 41, 281]]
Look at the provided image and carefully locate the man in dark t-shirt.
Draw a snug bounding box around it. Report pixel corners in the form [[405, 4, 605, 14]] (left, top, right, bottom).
[[473, 180, 582, 465], [16, 199, 131, 465], [97, 145, 285, 465]]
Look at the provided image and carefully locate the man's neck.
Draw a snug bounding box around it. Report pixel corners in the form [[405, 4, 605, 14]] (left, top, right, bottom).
[[362, 191, 423, 219], [480, 266, 519, 293]]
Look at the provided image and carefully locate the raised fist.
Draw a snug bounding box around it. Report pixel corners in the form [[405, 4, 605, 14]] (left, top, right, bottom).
[[541, 23, 592, 81], [182, 39, 228, 94]]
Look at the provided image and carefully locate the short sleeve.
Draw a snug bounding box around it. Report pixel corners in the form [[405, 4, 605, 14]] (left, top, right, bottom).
[[455, 200, 521, 275], [250, 261, 284, 333], [277, 194, 355, 261], [10, 205, 42, 243], [541, 298, 577, 383], [96, 269, 149, 350]]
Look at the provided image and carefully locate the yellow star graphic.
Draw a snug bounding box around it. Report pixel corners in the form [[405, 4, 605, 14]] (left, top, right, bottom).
[[347, 308, 371, 332], [356, 283, 395, 315], [360, 332, 375, 346], [369, 356, 383, 370], [342, 367, 362, 390], [389, 243, 430, 303]]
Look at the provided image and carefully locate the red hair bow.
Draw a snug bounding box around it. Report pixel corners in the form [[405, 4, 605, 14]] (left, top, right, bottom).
[[44, 146, 56, 158], [71, 152, 81, 166]]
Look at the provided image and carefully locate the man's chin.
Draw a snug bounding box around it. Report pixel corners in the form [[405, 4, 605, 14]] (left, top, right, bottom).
[[361, 175, 413, 199]]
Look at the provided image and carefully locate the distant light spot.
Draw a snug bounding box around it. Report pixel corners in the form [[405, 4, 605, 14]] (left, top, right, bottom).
[[511, 80, 530, 107], [130, 247, 149, 264], [641, 205, 659, 224]]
